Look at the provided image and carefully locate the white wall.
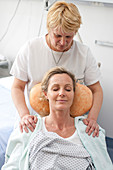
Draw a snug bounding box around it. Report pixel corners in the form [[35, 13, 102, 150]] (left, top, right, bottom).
[[0, 0, 45, 62], [75, 2, 113, 138]]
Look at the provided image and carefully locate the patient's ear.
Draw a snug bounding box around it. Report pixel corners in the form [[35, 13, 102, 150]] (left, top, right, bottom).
[[43, 91, 48, 100]]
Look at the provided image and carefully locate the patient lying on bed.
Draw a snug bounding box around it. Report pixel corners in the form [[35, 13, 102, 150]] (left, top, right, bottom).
[[2, 67, 113, 170]]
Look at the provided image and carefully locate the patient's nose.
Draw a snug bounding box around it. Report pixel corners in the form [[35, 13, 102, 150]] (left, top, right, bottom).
[[59, 89, 65, 97]]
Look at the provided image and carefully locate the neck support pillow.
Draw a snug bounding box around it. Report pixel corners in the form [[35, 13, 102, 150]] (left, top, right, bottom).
[[29, 83, 93, 117]]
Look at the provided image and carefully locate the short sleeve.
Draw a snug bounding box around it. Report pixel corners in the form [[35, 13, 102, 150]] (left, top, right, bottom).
[[10, 42, 29, 81], [84, 48, 101, 86]]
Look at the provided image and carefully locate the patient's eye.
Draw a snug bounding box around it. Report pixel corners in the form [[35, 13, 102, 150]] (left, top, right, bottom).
[[52, 85, 59, 91], [65, 85, 72, 92], [66, 89, 71, 91], [53, 88, 59, 91]]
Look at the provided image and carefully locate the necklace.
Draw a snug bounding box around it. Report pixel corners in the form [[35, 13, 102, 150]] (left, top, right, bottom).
[[51, 49, 64, 66], [49, 37, 64, 66]]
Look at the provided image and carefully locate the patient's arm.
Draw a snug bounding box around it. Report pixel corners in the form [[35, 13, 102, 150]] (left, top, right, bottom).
[[2, 128, 29, 169]]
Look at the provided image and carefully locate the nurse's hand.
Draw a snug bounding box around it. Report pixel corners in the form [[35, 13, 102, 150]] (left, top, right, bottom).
[[83, 118, 99, 137], [19, 115, 38, 133]]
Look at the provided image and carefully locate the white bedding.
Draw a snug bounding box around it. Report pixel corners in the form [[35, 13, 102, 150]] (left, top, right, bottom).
[[0, 76, 18, 169], [0, 76, 14, 90]]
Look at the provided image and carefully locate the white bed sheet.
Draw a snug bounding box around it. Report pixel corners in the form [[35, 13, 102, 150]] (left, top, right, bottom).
[[0, 76, 18, 169], [0, 76, 14, 90]]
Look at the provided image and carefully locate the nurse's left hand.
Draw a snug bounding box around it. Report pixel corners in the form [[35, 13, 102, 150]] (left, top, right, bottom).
[[83, 118, 99, 137]]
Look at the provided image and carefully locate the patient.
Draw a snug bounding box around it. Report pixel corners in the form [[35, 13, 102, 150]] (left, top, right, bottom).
[[2, 67, 113, 170]]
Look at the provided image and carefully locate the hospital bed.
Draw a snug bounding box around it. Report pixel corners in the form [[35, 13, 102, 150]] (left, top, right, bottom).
[[0, 76, 19, 169]]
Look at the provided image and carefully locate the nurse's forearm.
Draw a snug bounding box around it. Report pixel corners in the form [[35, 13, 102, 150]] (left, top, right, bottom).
[[11, 87, 30, 119], [88, 82, 103, 120]]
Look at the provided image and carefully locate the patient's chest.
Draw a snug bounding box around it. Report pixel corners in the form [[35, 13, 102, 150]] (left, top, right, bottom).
[[42, 117, 83, 146]]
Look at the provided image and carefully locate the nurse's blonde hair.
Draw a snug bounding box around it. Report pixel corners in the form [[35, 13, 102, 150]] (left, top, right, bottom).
[[47, 1, 82, 33]]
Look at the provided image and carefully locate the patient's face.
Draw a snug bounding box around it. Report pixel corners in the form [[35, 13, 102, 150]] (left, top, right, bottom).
[[45, 73, 74, 112]]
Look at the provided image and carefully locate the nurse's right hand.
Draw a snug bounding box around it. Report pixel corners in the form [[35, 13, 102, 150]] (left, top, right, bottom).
[[19, 115, 38, 133]]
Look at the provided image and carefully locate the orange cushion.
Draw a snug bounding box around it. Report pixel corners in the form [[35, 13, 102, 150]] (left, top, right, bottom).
[[29, 83, 93, 117]]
